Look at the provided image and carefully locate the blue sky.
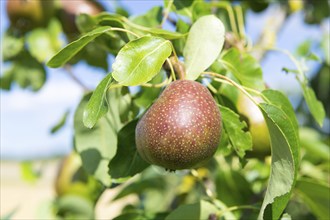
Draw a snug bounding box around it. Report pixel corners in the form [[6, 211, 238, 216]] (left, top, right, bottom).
[[0, 1, 327, 160]]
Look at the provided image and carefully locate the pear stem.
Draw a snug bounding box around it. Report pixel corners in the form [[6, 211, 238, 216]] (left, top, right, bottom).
[[142, 75, 172, 88], [202, 71, 259, 106], [166, 58, 177, 81], [109, 27, 140, 38], [207, 76, 272, 104], [208, 77, 261, 97], [160, 0, 173, 27], [206, 83, 218, 94], [169, 42, 186, 80], [210, 2, 239, 37], [234, 5, 246, 40], [170, 56, 186, 80]]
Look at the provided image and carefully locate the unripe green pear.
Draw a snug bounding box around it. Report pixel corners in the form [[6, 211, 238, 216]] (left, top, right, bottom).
[[136, 80, 222, 170], [55, 153, 83, 196], [237, 93, 271, 157], [55, 153, 95, 199]]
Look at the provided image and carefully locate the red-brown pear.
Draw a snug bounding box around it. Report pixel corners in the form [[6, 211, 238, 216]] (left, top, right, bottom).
[[136, 80, 222, 170]]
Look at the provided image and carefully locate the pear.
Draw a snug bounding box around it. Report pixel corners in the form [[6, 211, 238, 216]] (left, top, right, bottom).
[[237, 93, 271, 158], [136, 80, 222, 170]]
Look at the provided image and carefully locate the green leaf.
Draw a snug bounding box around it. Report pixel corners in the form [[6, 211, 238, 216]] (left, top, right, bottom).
[[115, 6, 130, 17], [109, 120, 149, 179], [258, 90, 301, 219], [300, 161, 328, 183], [134, 71, 164, 109], [130, 6, 163, 27], [306, 53, 320, 61], [172, 19, 190, 56], [113, 212, 144, 220], [2, 32, 24, 61], [216, 129, 232, 156], [321, 33, 330, 65], [96, 12, 184, 40], [258, 103, 299, 220], [83, 74, 113, 128], [210, 199, 237, 220], [95, 13, 130, 41], [47, 26, 112, 68], [75, 88, 134, 185], [128, 24, 185, 40], [221, 48, 265, 90], [294, 40, 320, 61], [299, 127, 330, 162], [117, 87, 140, 123], [295, 178, 330, 219], [7, 51, 46, 91], [74, 93, 116, 186], [71, 15, 110, 69], [219, 105, 252, 158], [112, 36, 172, 86], [76, 13, 98, 33], [149, 28, 185, 40], [55, 195, 94, 219], [295, 40, 312, 57], [191, 1, 211, 21], [50, 110, 70, 134], [20, 161, 39, 183], [48, 19, 64, 47], [113, 175, 166, 200], [27, 20, 63, 63], [282, 67, 299, 74], [165, 0, 195, 18], [301, 84, 325, 126], [279, 50, 325, 126], [79, 43, 109, 71], [184, 15, 225, 80], [165, 200, 218, 220], [261, 89, 299, 131], [215, 168, 254, 207], [0, 69, 14, 90]]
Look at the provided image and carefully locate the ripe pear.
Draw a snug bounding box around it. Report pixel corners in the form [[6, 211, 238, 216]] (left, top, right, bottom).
[[237, 93, 271, 157], [136, 80, 222, 170]]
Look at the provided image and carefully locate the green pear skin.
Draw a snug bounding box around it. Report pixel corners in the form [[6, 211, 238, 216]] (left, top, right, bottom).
[[237, 94, 271, 157], [136, 80, 222, 170]]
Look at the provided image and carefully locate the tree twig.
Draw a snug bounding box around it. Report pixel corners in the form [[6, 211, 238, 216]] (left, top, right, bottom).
[[64, 64, 90, 92], [251, 5, 288, 61], [160, 0, 173, 27]]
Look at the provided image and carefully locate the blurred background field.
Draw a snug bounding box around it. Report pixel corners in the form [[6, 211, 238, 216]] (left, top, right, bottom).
[[1, 160, 58, 218], [1, 160, 138, 219]]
